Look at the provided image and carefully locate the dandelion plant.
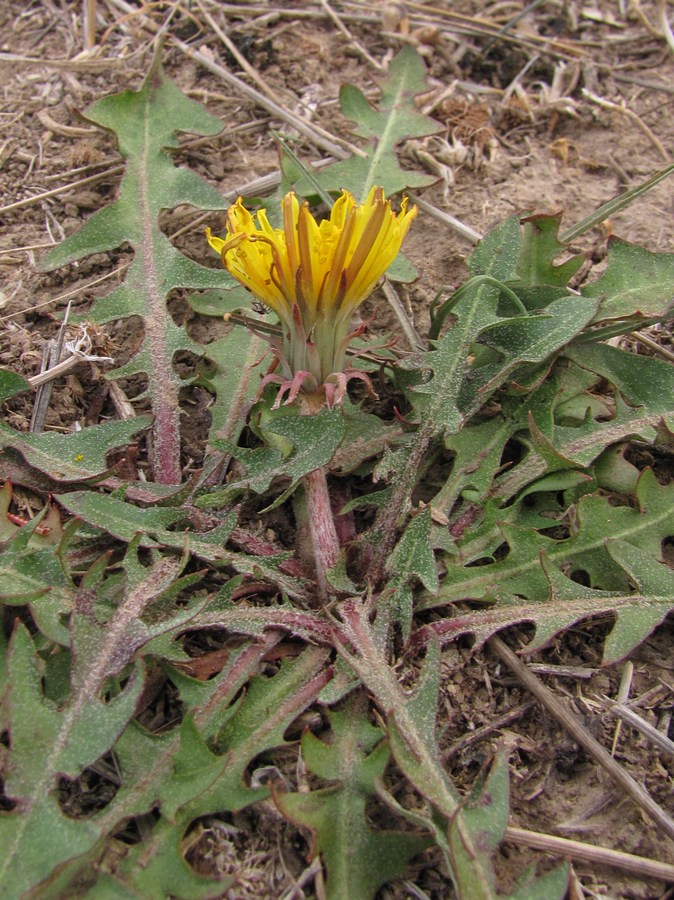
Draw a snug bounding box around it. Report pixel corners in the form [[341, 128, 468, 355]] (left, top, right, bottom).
[[1, 41, 673, 900]]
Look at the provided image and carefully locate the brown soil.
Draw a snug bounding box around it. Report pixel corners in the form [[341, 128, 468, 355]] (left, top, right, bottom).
[[1, 1, 673, 898]]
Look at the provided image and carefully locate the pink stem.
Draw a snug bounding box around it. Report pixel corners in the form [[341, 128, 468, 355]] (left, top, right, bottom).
[[303, 467, 340, 600]]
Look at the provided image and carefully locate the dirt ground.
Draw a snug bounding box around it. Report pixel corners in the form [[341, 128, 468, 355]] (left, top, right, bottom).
[[1, 1, 673, 898]]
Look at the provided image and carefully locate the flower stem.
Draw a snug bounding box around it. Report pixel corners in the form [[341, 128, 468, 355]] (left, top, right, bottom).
[[302, 466, 340, 601]]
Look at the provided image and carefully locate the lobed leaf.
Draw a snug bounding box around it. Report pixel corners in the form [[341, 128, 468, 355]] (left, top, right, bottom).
[[313, 46, 440, 202], [423, 469, 673, 609], [0, 626, 144, 897], [275, 700, 428, 900], [161, 645, 332, 821], [57, 490, 310, 599], [582, 237, 674, 326], [512, 213, 584, 296], [39, 57, 234, 484], [415, 540, 674, 665], [209, 404, 347, 502], [496, 343, 674, 500], [0, 417, 151, 487]]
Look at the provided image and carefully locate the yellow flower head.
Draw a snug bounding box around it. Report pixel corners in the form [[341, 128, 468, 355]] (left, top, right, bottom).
[[206, 187, 416, 405]]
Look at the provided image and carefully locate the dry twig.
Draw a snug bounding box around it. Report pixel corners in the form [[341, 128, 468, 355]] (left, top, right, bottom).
[[505, 825, 674, 883], [489, 635, 674, 842], [599, 696, 674, 759]]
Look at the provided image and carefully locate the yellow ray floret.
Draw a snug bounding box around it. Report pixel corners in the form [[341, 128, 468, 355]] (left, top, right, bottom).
[[206, 187, 417, 326]]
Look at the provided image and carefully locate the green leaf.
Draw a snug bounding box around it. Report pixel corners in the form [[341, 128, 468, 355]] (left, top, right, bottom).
[[416, 540, 674, 667], [313, 46, 440, 202], [409, 217, 522, 436], [497, 343, 674, 500], [200, 329, 267, 451], [103, 813, 232, 899], [39, 56, 231, 484], [193, 599, 332, 646], [0, 626, 144, 897], [0, 417, 151, 485], [275, 699, 428, 900], [510, 212, 583, 304], [209, 405, 346, 500], [561, 160, 674, 243], [0, 369, 30, 402], [423, 468, 674, 610], [161, 646, 332, 820], [336, 606, 502, 898], [583, 237, 674, 326], [330, 401, 397, 475], [0, 511, 74, 645], [430, 416, 515, 519], [92, 637, 285, 833], [186, 286, 252, 317], [478, 293, 597, 364], [57, 490, 308, 598], [387, 507, 438, 593]]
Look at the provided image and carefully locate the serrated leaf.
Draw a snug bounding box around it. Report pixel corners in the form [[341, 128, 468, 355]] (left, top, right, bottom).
[[91, 637, 284, 836], [497, 343, 674, 499], [39, 57, 232, 484], [511, 212, 584, 304], [583, 236, 674, 325], [192, 599, 333, 645], [103, 813, 231, 900], [431, 416, 514, 518], [415, 540, 674, 666], [388, 507, 438, 593], [313, 46, 440, 201], [71, 537, 208, 690], [200, 329, 266, 449], [330, 401, 397, 475], [422, 468, 674, 611], [0, 626, 145, 897], [161, 646, 332, 820], [186, 286, 253, 317], [478, 293, 597, 363], [409, 217, 521, 436], [0, 516, 74, 645], [275, 700, 427, 900], [57, 490, 309, 599], [0, 417, 151, 485], [336, 605, 502, 897], [210, 405, 346, 499]]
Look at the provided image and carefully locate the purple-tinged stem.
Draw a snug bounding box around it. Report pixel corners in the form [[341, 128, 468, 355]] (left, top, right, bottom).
[[303, 466, 340, 601]]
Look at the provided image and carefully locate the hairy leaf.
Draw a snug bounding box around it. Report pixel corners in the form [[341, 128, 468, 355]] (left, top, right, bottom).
[[335, 603, 512, 898], [516, 213, 584, 285], [161, 645, 332, 820], [0, 509, 75, 644], [199, 329, 266, 451], [0, 626, 143, 896], [313, 46, 439, 201], [0, 369, 30, 402], [57, 490, 309, 599], [208, 404, 346, 502], [583, 237, 674, 326], [387, 507, 438, 592], [496, 343, 674, 500], [423, 469, 673, 609], [275, 699, 427, 900], [102, 813, 233, 899], [0, 417, 150, 486], [39, 57, 234, 484], [415, 540, 674, 665]]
